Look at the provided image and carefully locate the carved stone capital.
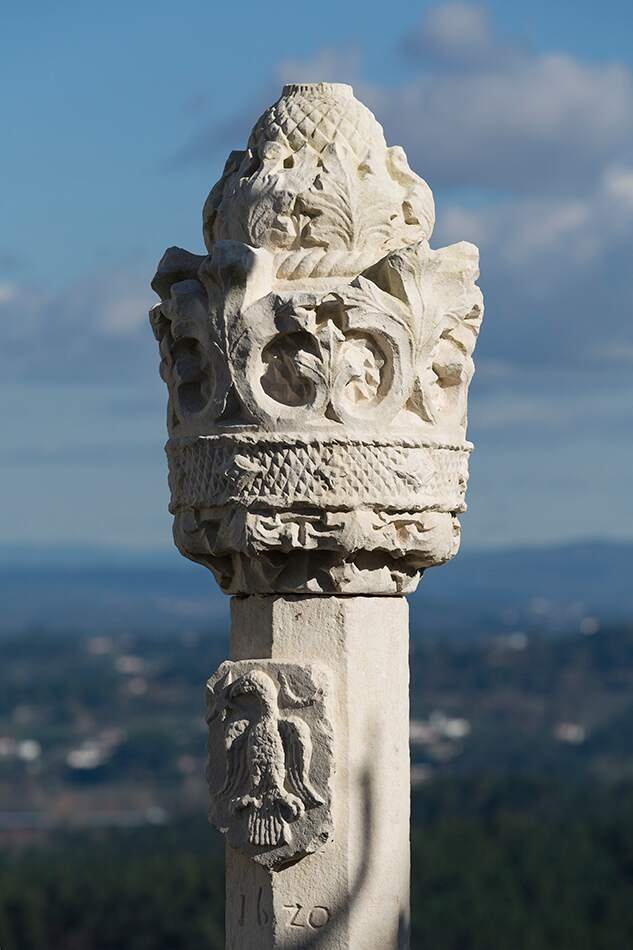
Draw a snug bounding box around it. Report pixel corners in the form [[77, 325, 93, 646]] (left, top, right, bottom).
[[151, 83, 483, 594]]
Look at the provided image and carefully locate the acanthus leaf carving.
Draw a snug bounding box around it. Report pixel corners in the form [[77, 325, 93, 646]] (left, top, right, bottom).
[[363, 240, 483, 432], [204, 83, 435, 281], [150, 82, 483, 595]]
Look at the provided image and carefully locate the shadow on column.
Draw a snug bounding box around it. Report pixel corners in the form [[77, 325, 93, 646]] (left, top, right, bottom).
[[276, 762, 409, 950]]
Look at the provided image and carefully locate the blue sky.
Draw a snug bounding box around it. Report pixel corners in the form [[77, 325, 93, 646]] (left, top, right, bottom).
[[2, 0, 633, 552]]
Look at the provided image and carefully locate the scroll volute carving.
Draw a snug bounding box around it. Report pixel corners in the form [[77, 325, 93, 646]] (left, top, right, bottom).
[[213, 263, 415, 432], [152, 235, 481, 440]]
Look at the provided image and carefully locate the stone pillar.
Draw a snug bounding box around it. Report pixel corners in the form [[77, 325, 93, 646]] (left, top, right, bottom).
[[226, 596, 410, 949], [150, 82, 483, 950]]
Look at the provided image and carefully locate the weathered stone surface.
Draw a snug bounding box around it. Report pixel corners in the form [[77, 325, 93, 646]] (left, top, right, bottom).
[[206, 659, 333, 869], [150, 82, 483, 595], [150, 81, 483, 950], [204, 82, 435, 280], [225, 596, 410, 950]]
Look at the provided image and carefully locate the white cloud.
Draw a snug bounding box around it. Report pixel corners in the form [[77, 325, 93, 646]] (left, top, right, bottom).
[[401, 2, 513, 69], [603, 166, 633, 205], [3, 266, 156, 383], [592, 341, 633, 364], [0, 281, 17, 304], [174, 4, 633, 199], [443, 162, 633, 272], [9, 4, 633, 389], [96, 274, 156, 336], [473, 383, 633, 432], [435, 164, 633, 369], [376, 51, 633, 195]]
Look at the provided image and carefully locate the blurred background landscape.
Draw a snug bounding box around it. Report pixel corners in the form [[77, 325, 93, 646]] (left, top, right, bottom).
[[2, 0, 633, 947]]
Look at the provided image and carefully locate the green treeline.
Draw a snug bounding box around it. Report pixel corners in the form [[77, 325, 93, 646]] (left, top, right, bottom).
[[2, 776, 633, 950]]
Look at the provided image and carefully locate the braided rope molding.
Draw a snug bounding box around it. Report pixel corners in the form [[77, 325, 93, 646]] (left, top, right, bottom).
[[167, 435, 471, 512]]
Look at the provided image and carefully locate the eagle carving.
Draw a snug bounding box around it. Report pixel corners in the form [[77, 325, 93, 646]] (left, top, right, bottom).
[[207, 666, 325, 849]]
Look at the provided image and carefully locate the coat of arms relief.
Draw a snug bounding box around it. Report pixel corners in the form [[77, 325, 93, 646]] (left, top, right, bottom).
[[206, 660, 333, 868]]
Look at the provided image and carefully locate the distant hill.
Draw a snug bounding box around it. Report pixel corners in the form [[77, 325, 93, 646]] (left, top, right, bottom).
[[0, 540, 631, 639], [416, 539, 633, 638], [0, 544, 227, 637]]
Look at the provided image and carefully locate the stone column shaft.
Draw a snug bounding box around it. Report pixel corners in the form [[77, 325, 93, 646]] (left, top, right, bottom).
[[226, 595, 410, 950]]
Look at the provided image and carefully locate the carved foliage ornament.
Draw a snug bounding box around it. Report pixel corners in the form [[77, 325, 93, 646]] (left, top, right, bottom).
[[204, 82, 435, 280], [206, 660, 333, 868], [150, 83, 483, 594]]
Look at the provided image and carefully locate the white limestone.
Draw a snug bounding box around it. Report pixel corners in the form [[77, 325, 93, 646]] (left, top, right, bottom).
[[204, 82, 434, 280], [206, 658, 334, 868], [151, 82, 483, 596], [226, 596, 410, 950], [150, 81, 483, 950]]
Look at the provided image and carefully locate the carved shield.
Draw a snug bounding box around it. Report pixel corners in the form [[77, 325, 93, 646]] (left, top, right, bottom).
[[206, 660, 333, 868]]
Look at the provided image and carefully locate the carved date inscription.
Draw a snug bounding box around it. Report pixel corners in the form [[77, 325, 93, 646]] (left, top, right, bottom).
[[235, 893, 331, 930], [237, 887, 270, 927], [283, 903, 331, 929]]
